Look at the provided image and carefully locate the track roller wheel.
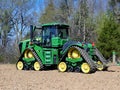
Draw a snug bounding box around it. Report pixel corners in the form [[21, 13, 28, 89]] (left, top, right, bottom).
[[58, 62, 67, 72], [68, 47, 81, 59], [16, 61, 24, 70], [94, 48, 108, 70], [81, 63, 91, 74], [97, 61, 104, 71], [33, 61, 43, 71]]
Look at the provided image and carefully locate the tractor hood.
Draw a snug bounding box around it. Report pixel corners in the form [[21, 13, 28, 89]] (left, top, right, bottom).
[[19, 39, 30, 54], [61, 41, 94, 54]]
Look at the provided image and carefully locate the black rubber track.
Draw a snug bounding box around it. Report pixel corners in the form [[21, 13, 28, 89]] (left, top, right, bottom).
[[29, 48, 44, 70], [74, 66, 80, 72], [71, 46, 96, 73], [94, 48, 108, 70], [62, 41, 77, 52], [67, 66, 74, 72]]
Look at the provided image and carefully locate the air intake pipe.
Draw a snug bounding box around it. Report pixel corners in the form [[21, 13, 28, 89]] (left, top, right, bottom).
[[30, 25, 34, 44]]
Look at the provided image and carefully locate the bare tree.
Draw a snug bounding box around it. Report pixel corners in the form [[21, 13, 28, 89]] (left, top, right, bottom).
[[0, 0, 37, 63], [10, 0, 36, 43]]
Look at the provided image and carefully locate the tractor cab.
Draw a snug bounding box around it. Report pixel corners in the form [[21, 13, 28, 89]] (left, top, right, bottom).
[[31, 23, 69, 47]]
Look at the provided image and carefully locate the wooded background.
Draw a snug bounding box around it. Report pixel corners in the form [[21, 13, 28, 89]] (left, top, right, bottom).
[[0, 0, 120, 63]]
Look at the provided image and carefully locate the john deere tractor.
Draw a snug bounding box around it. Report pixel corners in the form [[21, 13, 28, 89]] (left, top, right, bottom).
[[16, 23, 107, 74]]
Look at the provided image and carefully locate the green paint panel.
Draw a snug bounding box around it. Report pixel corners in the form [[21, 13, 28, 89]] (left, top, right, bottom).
[[23, 57, 35, 65], [66, 57, 83, 63], [52, 37, 61, 47], [33, 45, 44, 63], [32, 44, 60, 65], [19, 39, 30, 54], [43, 48, 59, 65], [44, 50, 52, 64], [52, 37, 68, 47], [42, 23, 69, 27]]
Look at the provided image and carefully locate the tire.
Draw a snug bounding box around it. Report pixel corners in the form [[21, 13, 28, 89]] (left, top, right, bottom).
[[33, 61, 43, 71], [16, 61, 24, 70], [58, 62, 67, 72], [97, 61, 104, 71], [81, 63, 91, 74]]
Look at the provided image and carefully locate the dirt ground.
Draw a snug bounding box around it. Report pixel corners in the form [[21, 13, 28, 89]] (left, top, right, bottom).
[[0, 64, 120, 90]]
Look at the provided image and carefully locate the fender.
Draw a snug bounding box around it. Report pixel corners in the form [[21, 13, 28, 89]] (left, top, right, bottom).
[[60, 41, 83, 62], [61, 41, 83, 54]]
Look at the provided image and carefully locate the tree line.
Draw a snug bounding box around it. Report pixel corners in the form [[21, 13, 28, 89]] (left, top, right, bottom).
[[0, 0, 120, 63]]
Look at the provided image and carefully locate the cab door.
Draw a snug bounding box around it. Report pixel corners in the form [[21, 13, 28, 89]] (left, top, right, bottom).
[[42, 26, 57, 47]]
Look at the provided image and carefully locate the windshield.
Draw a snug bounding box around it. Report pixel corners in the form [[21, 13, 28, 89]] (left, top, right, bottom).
[[42, 26, 57, 38], [42, 26, 57, 45], [42, 25, 69, 39]]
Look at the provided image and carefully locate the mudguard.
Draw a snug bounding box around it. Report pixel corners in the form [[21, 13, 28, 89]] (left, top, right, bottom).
[[62, 41, 83, 54]]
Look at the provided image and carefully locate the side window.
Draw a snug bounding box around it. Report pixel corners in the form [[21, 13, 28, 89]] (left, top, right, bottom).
[[33, 27, 42, 42], [42, 27, 50, 45], [50, 27, 57, 37], [58, 28, 68, 39]]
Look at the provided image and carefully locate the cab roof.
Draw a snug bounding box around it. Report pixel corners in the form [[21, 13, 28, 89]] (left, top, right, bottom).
[[42, 23, 69, 27]]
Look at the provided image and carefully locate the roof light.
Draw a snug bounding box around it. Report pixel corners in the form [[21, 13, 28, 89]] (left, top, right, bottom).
[[92, 42, 95, 47]]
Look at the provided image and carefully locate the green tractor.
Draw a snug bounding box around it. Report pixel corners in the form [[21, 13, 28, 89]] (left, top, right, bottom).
[[16, 23, 107, 74]]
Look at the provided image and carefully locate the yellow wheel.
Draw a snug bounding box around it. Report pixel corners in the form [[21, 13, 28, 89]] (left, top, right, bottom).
[[97, 61, 104, 71], [34, 61, 40, 71], [81, 63, 91, 74], [16, 61, 24, 70], [58, 62, 67, 72], [68, 47, 80, 59], [24, 49, 34, 58]]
